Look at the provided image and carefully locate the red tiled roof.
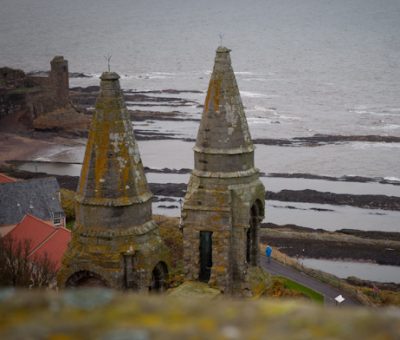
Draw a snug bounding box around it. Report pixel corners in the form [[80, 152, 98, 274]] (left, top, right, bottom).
[[7, 214, 71, 270], [29, 227, 71, 270], [0, 224, 17, 236], [8, 214, 55, 251], [0, 173, 17, 183]]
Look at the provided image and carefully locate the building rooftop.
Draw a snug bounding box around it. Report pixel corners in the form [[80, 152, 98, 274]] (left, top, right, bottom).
[[0, 177, 64, 226], [0, 173, 17, 183], [7, 214, 71, 269]]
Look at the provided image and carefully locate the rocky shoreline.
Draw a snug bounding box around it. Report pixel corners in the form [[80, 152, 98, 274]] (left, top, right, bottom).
[[268, 189, 400, 211], [68, 85, 400, 146], [2, 163, 400, 211], [6, 159, 400, 186], [266, 173, 400, 186], [260, 223, 400, 266], [254, 134, 400, 147]]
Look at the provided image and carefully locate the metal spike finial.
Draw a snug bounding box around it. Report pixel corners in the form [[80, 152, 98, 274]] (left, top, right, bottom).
[[104, 54, 112, 72], [219, 33, 224, 46]]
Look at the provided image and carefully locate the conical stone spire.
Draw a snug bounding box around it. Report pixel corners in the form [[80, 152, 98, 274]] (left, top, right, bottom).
[[194, 47, 255, 175], [76, 71, 153, 230], [77, 71, 151, 206], [59, 72, 169, 290], [182, 47, 265, 294]]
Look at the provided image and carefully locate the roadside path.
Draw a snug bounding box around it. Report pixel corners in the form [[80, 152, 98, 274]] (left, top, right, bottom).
[[260, 256, 360, 306]]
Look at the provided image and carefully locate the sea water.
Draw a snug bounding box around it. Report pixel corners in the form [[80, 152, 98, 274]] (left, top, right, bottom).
[[1, 0, 400, 138]]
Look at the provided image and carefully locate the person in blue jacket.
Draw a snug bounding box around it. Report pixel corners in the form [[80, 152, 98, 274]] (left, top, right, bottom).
[[266, 245, 272, 263]]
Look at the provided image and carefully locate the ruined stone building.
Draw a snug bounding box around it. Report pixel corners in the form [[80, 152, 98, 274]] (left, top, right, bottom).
[[0, 56, 88, 133], [0, 56, 69, 120], [182, 47, 265, 293], [58, 72, 169, 290]]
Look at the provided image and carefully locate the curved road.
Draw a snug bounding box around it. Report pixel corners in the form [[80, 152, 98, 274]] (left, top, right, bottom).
[[260, 256, 359, 306]]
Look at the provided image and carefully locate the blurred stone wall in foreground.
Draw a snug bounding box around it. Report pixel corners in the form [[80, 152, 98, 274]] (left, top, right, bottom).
[[0, 289, 399, 339]]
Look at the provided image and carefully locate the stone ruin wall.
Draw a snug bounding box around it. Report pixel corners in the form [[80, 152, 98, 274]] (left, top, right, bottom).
[[0, 56, 69, 124]]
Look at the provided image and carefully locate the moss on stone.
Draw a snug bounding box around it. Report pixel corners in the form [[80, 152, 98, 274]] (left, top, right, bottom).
[[167, 281, 221, 299], [155, 215, 184, 287], [0, 289, 399, 339], [60, 188, 75, 221], [248, 266, 271, 298]]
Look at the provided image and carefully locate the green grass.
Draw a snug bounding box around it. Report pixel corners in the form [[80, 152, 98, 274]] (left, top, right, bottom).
[[66, 219, 75, 230], [277, 276, 324, 303]]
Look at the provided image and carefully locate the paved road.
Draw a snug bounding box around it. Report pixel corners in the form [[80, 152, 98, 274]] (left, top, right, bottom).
[[260, 256, 360, 306]]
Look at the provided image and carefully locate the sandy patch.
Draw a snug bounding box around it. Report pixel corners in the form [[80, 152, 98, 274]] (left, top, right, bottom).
[[0, 132, 84, 164]]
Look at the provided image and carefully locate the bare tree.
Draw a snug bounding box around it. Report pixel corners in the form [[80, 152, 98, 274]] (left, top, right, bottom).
[[30, 252, 57, 288], [0, 236, 57, 288]]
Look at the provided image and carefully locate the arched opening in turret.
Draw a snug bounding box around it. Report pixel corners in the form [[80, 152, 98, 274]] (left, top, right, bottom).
[[246, 200, 263, 266], [199, 231, 213, 282], [149, 262, 168, 292], [65, 270, 108, 288]]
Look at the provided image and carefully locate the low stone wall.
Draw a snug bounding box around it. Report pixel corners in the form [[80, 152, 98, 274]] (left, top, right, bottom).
[[0, 289, 399, 339]]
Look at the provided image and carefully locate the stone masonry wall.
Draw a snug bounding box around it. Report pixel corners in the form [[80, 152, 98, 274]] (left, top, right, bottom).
[[1, 290, 399, 339], [0, 56, 70, 124]]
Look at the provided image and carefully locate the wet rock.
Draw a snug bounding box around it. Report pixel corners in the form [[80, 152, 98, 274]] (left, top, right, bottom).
[[267, 189, 400, 211], [254, 134, 400, 147], [266, 173, 400, 186], [260, 225, 400, 265]]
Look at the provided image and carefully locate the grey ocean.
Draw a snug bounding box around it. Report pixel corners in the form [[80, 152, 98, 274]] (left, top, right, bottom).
[[1, 0, 400, 138]]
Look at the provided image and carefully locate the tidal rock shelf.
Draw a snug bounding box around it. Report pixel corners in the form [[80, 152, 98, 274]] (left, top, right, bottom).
[[260, 224, 400, 266], [2, 165, 400, 211]]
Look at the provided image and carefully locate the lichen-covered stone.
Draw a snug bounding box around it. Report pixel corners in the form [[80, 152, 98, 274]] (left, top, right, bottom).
[[58, 72, 169, 290], [182, 47, 265, 294], [167, 281, 221, 299], [0, 289, 399, 339]]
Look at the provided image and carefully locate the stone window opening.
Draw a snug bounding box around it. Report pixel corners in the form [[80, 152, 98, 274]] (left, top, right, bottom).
[[149, 262, 168, 292], [246, 202, 261, 266], [199, 231, 213, 282], [124, 253, 136, 289], [65, 270, 108, 288]]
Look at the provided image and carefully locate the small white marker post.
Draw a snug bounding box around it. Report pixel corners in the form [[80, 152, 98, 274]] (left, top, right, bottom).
[[335, 294, 345, 305]]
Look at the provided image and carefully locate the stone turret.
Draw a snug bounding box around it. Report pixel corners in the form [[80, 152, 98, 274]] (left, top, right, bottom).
[[182, 47, 265, 294], [50, 56, 69, 106], [58, 72, 169, 290]]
